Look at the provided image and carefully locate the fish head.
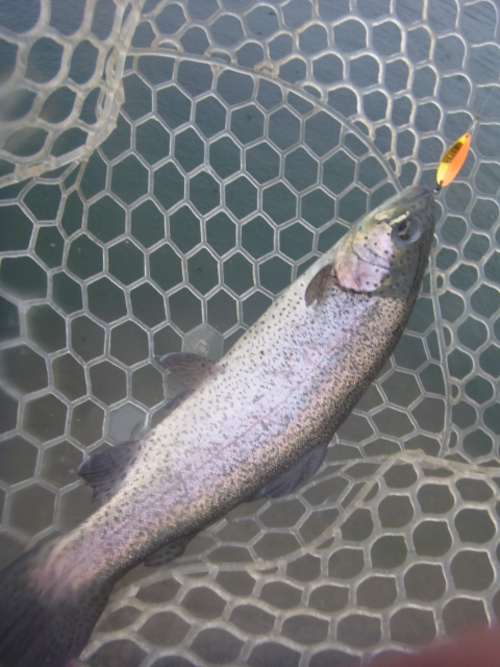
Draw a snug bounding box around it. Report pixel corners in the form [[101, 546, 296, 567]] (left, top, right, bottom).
[[334, 186, 435, 297]]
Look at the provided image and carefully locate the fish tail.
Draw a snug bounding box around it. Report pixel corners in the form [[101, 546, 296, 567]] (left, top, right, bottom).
[[0, 541, 112, 667]]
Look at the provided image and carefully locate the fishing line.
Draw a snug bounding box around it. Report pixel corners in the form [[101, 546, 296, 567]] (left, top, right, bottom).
[[434, 75, 500, 192], [427, 75, 499, 455]]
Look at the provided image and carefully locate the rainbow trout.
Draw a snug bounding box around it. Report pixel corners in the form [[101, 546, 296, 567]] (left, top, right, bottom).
[[0, 186, 435, 666]]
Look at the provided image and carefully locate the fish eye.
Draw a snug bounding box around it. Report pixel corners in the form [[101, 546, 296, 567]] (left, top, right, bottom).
[[396, 218, 410, 238], [391, 215, 421, 246]]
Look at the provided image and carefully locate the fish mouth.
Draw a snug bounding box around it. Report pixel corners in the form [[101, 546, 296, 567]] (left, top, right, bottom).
[[373, 186, 434, 224], [392, 186, 435, 226], [397, 185, 432, 204]]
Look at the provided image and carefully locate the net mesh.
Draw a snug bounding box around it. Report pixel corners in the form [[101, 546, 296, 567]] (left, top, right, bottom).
[[0, 0, 146, 186], [0, 1, 499, 665]]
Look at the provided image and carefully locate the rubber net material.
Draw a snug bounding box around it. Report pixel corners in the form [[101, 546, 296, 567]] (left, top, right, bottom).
[[0, 1, 499, 665]]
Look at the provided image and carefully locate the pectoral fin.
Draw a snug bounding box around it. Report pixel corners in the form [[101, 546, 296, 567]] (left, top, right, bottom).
[[305, 264, 336, 307], [158, 352, 217, 389], [144, 537, 192, 566], [252, 443, 328, 500], [78, 441, 140, 502]]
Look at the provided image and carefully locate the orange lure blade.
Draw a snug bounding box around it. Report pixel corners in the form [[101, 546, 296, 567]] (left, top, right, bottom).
[[435, 127, 474, 190]]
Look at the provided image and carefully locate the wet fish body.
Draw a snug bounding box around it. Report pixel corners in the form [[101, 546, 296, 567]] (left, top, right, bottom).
[[0, 186, 435, 667]]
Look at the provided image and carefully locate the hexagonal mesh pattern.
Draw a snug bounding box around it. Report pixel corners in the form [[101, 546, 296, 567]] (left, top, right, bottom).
[[82, 453, 500, 666], [0, 1, 499, 665], [0, 0, 148, 187]]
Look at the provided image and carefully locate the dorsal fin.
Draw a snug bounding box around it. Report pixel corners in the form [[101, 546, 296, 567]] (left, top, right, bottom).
[[78, 441, 140, 502], [251, 443, 328, 501], [158, 352, 217, 389], [144, 537, 192, 566]]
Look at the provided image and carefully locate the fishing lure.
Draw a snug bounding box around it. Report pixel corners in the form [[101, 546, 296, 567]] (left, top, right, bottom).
[[435, 117, 478, 191]]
